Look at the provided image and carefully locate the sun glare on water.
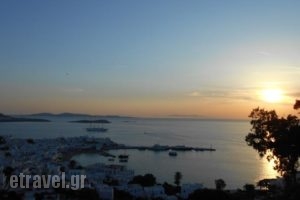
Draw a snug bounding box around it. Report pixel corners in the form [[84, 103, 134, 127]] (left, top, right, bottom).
[[261, 89, 283, 103]]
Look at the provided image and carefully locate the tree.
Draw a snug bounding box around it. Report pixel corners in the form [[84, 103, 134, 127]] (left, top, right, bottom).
[[114, 189, 133, 200], [59, 166, 65, 173], [257, 178, 271, 190], [245, 106, 300, 186], [4, 152, 11, 157], [294, 99, 300, 110], [162, 182, 178, 195], [0, 191, 22, 200], [143, 174, 156, 187], [215, 179, 226, 190], [0, 136, 6, 144], [129, 174, 156, 187], [26, 138, 35, 144], [243, 183, 255, 191], [68, 159, 77, 169], [174, 171, 182, 187], [243, 184, 255, 198]]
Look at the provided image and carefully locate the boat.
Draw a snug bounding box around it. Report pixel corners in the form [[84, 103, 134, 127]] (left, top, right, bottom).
[[168, 151, 177, 156], [119, 158, 128, 163], [86, 120, 108, 132], [118, 154, 129, 159], [118, 153, 129, 163], [86, 127, 108, 132]]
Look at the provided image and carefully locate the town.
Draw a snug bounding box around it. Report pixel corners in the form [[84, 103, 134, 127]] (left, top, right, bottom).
[[0, 135, 203, 200]]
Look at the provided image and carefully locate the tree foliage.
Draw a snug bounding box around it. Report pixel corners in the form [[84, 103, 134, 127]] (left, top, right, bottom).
[[257, 178, 272, 190], [245, 106, 300, 183], [215, 179, 226, 190], [68, 159, 77, 169], [129, 174, 156, 187], [174, 171, 182, 187], [162, 182, 178, 195], [0, 136, 6, 144]]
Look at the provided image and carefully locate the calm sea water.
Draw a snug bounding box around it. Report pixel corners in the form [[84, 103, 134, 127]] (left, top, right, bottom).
[[0, 117, 279, 189]]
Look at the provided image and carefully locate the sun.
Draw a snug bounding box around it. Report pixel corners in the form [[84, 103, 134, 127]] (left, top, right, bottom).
[[261, 89, 283, 103]]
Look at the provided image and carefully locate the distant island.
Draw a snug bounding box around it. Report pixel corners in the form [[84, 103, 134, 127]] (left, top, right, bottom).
[[0, 113, 50, 122], [69, 119, 111, 124], [29, 112, 133, 119], [29, 112, 93, 118]]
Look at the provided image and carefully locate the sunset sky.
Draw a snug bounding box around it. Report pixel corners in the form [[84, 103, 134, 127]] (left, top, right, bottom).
[[0, 0, 299, 119]]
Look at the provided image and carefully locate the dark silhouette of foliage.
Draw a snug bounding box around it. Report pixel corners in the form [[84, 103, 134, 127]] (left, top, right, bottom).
[[245, 107, 300, 185], [0, 136, 6, 144], [174, 171, 182, 187], [114, 189, 133, 200], [243, 183, 255, 191], [0, 190, 22, 200], [189, 189, 231, 200], [294, 99, 300, 110], [215, 179, 226, 190], [57, 188, 99, 200], [68, 159, 77, 169], [103, 178, 119, 186], [143, 174, 156, 186], [59, 166, 65, 173], [2, 166, 14, 190], [257, 178, 272, 190], [0, 146, 9, 151], [243, 184, 255, 199], [129, 174, 156, 187], [162, 182, 179, 195], [26, 138, 35, 144], [4, 152, 11, 157]]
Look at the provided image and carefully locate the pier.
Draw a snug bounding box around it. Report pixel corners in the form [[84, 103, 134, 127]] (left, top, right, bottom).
[[106, 144, 216, 152]]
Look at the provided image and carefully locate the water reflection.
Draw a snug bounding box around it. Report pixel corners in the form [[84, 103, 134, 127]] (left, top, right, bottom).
[[258, 159, 279, 182]]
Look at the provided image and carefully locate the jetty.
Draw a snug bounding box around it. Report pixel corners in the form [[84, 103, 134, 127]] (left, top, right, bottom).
[[106, 144, 216, 152]]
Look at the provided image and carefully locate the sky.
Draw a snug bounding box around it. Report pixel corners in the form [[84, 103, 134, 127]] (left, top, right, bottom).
[[0, 0, 300, 119]]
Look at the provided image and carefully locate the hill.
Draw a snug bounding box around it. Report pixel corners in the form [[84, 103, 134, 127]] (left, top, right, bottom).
[[0, 113, 50, 122]]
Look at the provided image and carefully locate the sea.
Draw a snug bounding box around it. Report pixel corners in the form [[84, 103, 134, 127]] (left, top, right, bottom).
[[0, 116, 279, 189]]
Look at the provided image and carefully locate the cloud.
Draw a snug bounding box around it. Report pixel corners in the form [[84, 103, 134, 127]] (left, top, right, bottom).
[[188, 91, 201, 97], [188, 88, 256, 102]]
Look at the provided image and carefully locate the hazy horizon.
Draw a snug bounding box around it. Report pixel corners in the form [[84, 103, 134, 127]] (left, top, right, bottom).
[[1, 0, 299, 119], [2, 111, 248, 121]]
